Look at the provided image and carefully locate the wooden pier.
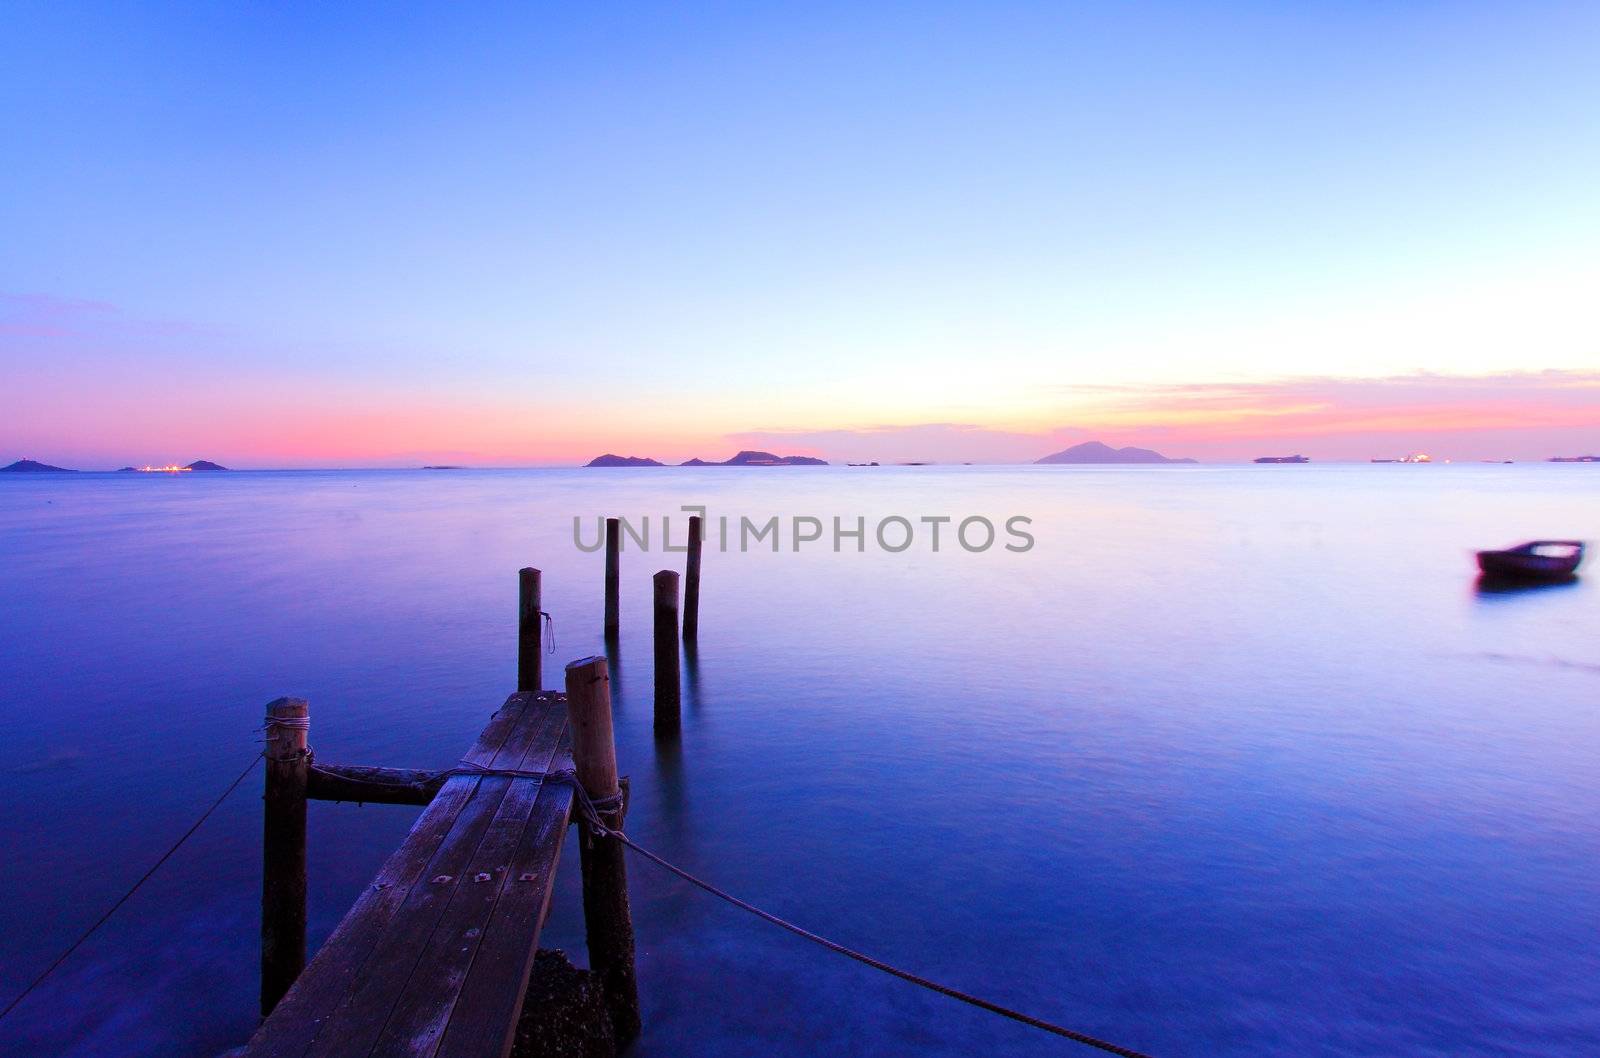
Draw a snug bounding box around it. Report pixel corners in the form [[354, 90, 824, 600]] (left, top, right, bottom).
[[243, 653, 638, 1057], [237, 538, 713, 1057]]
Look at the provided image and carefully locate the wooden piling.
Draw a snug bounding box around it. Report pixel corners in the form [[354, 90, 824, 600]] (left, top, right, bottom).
[[653, 570, 681, 734], [261, 697, 309, 1017], [683, 515, 703, 641], [518, 567, 543, 693], [604, 518, 620, 639], [563, 656, 641, 1042]]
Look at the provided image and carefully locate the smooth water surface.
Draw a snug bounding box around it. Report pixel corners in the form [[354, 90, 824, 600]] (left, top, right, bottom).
[[0, 465, 1596, 1057]]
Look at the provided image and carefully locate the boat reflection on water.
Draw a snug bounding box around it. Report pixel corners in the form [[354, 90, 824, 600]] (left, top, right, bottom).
[[1474, 572, 1581, 598]]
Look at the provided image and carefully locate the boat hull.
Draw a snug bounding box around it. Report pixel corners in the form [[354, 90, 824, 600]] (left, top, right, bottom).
[[1476, 550, 1582, 580]]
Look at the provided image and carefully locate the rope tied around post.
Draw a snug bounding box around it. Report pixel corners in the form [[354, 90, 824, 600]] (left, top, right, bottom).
[[449, 760, 625, 832]]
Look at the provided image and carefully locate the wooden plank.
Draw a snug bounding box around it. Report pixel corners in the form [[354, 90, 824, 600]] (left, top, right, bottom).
[[365, 702, 569, 1057], [307, 764, 448, 806], [299, 696, 559, 1058], [243, 696, 530, 1058], [432, 735, 575, 1058]]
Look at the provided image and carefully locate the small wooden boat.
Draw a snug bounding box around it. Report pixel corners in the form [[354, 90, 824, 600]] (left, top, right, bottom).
[[1476, 540, 1584, 580]]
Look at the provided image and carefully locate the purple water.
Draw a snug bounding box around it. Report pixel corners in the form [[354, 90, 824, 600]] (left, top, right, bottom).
[[0, 465, 1596, 1056]]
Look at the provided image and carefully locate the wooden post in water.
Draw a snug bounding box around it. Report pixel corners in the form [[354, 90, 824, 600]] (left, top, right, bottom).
[[518, 567, 542, 693], [683, 515, 702, 641], [564, 656, 641, 1043], [261, 696, 309, 1017], [604, 518, 620, 639], [653, 570, 681, 734]]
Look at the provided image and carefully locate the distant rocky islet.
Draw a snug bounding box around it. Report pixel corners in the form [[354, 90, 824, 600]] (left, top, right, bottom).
[[1034, 441, 1196, 464], [2, 459, 229, 473], [1, 458, 76, 473], [586, 450, 827, 467]]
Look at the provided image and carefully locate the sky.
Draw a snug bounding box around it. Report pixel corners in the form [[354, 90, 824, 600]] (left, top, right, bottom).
[[2, 2, 1598, 467]]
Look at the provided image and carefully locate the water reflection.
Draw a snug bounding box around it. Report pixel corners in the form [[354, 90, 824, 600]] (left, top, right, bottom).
[[1473, 573, 1581, 598], [682, 639, 701, 716], [603, 631, 623, 703]]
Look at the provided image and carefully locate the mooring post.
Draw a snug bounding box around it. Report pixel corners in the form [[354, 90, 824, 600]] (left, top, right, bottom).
[[653, 570, 681, 734], [518, 567, 543, 693], [261, 696, 309, 1017], [564, 656, 641, 1042], [683, 515, 702, 641], [604, 518, 620, 639]]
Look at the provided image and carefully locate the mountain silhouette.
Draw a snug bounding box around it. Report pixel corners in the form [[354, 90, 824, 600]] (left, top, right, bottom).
[[1, 458, 75, 473], [1036, 441, 1195, 464], [586, 454, 665, 467]]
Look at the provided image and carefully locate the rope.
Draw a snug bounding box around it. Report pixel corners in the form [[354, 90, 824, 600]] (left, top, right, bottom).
[[454, 760, 572, 782], [540, 611, 557, 655], [552, 774, 1153, 1058], [0, 735, 1149, 1056], [0, 751, 264, 1024]]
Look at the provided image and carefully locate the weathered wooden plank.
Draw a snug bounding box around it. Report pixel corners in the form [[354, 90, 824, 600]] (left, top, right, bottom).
[[243, 696, 530, 1058], [368, 704, 570, 1056], [307, 764, 448, 806], [433, 735, 574, 1058], [299, 696, 558, 1058]]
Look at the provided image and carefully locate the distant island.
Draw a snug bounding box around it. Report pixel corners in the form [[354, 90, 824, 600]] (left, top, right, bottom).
[[116, 460, 230, 473], [1549, 455, 1598, 463], [422, 465, 467, 470], [1035, 441, 1196, 465], [684, 450, 826, 466], [1, 458, 76, 473], [585, 454, 665, 467], [1254, 455, 1309, 464], [586, 450, 828, 467]]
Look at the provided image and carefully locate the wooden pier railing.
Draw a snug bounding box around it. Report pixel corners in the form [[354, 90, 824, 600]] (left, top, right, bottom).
[[245, 635, 637, 1056], [240, 535, 716, 1056]]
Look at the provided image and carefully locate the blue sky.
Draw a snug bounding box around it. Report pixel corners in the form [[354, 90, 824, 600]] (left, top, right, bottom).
[[3, 2, 1598, 465]]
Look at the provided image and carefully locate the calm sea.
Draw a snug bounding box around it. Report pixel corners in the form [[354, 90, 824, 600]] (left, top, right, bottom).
[[0, 465, 1596, 1057]]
